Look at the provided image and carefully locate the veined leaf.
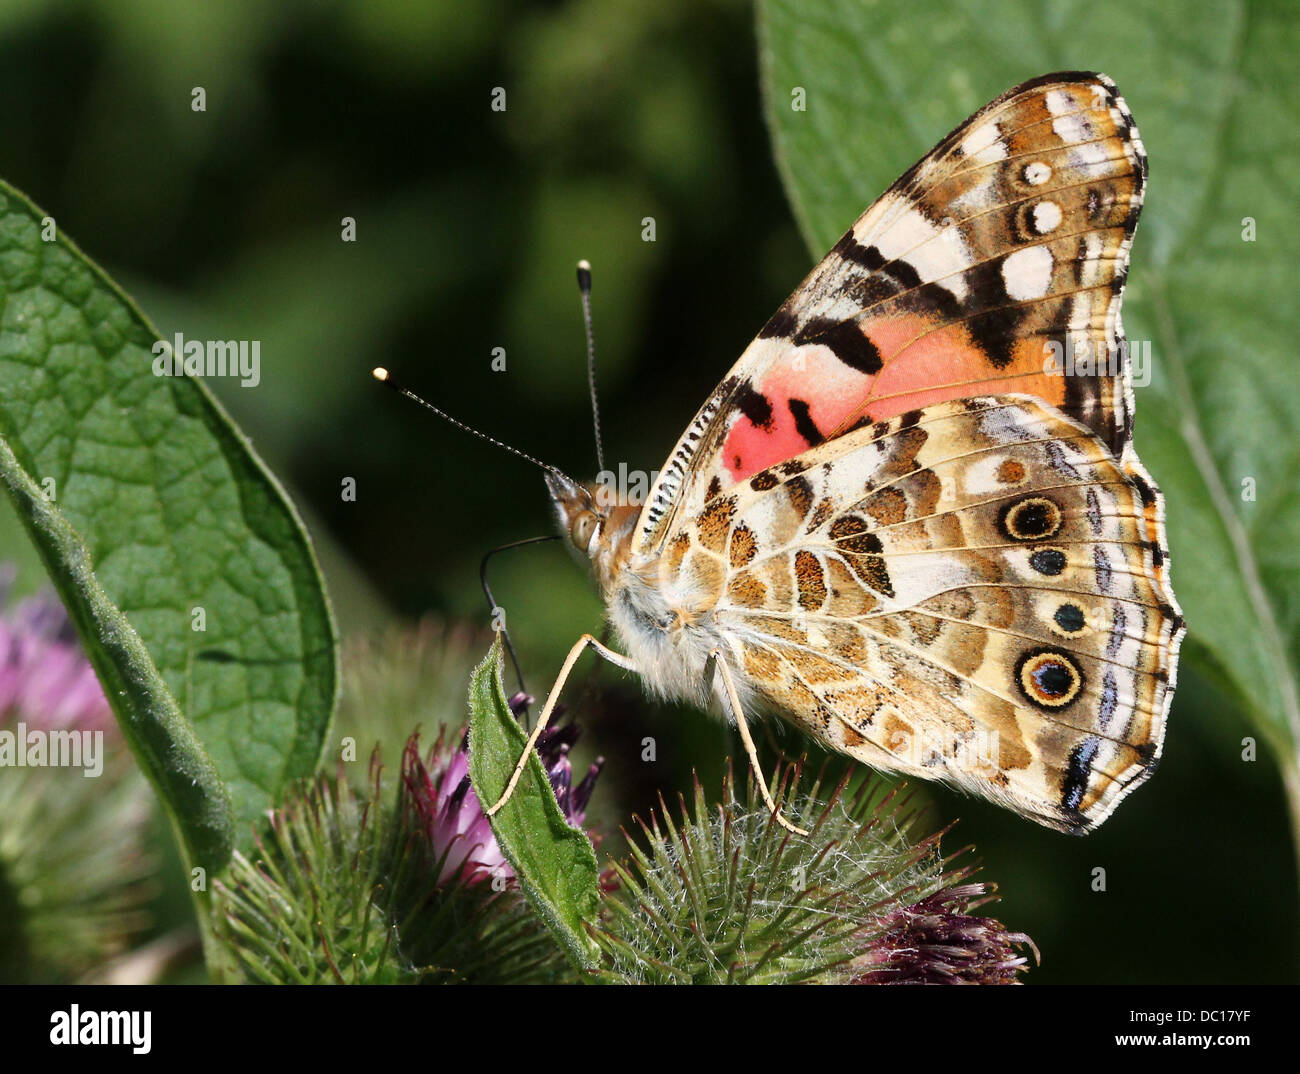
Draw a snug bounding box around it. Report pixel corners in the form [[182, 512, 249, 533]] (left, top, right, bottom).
[[0, 179, 338, 862]]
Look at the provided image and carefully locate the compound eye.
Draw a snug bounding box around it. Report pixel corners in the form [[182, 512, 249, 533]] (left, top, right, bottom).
[[570, 512, 599, 551]]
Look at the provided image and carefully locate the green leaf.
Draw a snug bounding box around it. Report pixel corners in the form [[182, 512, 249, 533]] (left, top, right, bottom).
[[466, 636, 601, 971], [757, 0, 1300, 818], [0, 178, 338, 861]]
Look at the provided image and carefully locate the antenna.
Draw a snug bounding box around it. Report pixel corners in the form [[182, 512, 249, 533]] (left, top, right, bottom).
[[576, 260, 605, 474], [372, 367, 568, 479], [373, 366, 576, 728]]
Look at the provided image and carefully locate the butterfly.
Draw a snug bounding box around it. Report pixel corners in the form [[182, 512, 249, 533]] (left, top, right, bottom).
[[479, 71, 1184, 835]]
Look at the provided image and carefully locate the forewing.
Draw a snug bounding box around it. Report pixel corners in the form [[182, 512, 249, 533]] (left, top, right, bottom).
[[636, 72, 1146, 556]]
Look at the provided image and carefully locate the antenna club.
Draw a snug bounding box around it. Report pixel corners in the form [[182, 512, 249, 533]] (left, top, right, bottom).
[[372, 367, 390, 382], [576, 259, 592, 293]]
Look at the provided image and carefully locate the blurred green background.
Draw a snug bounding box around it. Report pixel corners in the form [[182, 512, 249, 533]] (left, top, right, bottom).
[[0, 0, 1294, 983]]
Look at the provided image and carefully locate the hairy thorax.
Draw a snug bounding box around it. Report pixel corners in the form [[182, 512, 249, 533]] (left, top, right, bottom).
[[607, 559, 729, 712], [548, 471, 734, 715]]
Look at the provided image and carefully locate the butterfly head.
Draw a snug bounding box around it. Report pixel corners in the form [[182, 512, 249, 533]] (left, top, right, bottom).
[[546, 470, 638, 593]]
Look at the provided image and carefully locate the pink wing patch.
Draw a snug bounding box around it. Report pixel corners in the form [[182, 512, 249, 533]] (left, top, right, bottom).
[[722, 348, 868, 481], [721, 316, 1004, 482]]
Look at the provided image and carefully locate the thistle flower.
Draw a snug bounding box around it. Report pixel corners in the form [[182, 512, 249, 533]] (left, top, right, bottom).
[[402, 730, 504, 887], [517, 697, 604, 831], [849, 882, 1039, 984], [400, 699, 604, 888], [506, 691, 603, 825], [216, 751, 576, 984], [594, 761, 1037, 985]]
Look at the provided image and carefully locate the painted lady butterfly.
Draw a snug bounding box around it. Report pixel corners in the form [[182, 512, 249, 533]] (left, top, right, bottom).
[[484, 72, 1184, 835]]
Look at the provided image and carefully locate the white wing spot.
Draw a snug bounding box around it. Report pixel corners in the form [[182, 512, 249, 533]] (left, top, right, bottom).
[[870, 208, 938, 256], [961, 122, 1005, 161], [1079, 232, 1106, 288], [1023, 161, 1051, 185], [1052, 112, 1093, 146], [1044, 89, 1076, 116], [1032, 201, 1063, 234], [1002, 246, 1054, 301], [1067, 140, 1111, 170], [867, 208, 973, 301]]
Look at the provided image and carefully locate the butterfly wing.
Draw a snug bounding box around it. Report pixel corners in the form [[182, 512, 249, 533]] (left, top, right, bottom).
[[636, 71, 1147, 556], [667, 397, 1182, 832]]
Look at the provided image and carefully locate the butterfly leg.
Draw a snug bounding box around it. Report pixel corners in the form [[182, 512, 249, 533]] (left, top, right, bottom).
[[707, 649, 809, 837], [485, 632, 636, 818]]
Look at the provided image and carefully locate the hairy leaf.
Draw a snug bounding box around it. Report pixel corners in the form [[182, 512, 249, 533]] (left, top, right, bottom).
[[466, 636, 601, 971]]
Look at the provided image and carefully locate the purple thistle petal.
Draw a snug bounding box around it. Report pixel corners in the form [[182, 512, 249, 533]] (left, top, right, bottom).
[[850, 882, 1038, 985], [570, 758, 605, 822], [401, 732, 510, 887], [398, 713, 604, 888]]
